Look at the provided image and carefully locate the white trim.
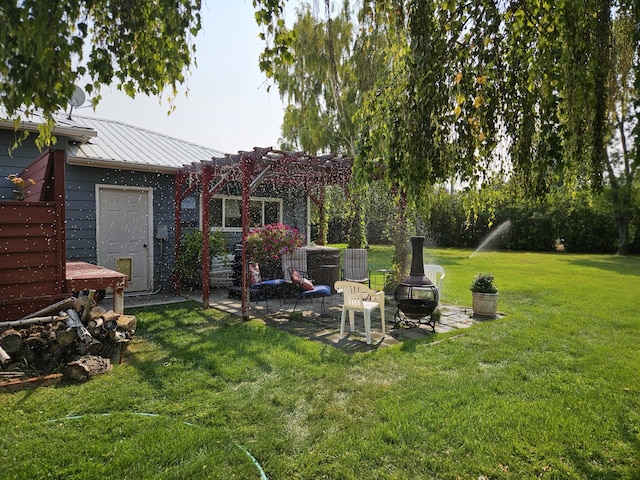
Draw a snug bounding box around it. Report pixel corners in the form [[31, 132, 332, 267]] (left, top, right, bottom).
[[67, 155, 178, 174], [95, 184, 154, 291], [205, 194, 283, 232]]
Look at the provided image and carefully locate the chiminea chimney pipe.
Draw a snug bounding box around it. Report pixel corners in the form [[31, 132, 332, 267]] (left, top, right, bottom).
[[409, 236, 426, 278]]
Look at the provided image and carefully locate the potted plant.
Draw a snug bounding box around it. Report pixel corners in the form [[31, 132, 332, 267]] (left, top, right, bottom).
[[470, 273, 498, 317]]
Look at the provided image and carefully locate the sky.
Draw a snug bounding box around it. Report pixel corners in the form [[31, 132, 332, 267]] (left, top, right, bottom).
[[80, 1, 288, 154]]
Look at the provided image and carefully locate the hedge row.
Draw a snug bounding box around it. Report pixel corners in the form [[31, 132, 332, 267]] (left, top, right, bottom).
[[423, 191, 638, 253], [314, 189, 638, 254]]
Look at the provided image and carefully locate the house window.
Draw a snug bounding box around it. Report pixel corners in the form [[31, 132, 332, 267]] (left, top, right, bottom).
[[209, 196, 282, 231]]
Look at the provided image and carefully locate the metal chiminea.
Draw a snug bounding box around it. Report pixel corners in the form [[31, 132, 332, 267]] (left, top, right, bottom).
[[394, 236, 439, 331]]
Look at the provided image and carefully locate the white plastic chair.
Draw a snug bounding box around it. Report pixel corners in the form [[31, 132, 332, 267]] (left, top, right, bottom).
[[335, 280, 385, 345], [343, 248, 370, 286], [423, 264, 445, 293]]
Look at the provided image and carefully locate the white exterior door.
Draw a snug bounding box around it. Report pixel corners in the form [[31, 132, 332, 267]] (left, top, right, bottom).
[[96, 185, 153, 292]]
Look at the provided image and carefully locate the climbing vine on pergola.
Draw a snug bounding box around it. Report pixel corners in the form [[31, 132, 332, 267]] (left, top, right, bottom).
[[174, 147, 352, 318]]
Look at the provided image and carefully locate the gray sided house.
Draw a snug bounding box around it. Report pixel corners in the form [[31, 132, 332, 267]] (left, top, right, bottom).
[[1, 114, 310, 295]]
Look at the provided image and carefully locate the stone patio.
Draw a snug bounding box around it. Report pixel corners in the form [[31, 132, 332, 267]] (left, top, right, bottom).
[[123, 288, 497, 354]]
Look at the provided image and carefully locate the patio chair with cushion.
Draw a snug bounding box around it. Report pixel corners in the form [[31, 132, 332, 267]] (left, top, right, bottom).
[[423, 264, 445, 294], [247, 262, 288, 307], [334, 280, 385, 345], [282, 248, 307, 282], [289, 268, 331, 316], [342, 248, 370, 286]]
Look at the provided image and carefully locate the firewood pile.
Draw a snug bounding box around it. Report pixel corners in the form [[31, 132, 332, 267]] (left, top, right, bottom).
[[0, 293, 136, 388]]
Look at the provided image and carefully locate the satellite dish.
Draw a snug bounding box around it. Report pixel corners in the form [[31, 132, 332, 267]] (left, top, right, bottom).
[[69, 85, 86, 108], [67, 85, 86, 119]]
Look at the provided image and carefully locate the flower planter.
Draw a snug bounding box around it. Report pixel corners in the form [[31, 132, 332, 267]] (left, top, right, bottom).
[[472, 292, 498, 317]]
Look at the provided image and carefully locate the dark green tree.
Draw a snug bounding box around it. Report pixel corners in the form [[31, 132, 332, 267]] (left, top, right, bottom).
[[0, 0, 203, 147]]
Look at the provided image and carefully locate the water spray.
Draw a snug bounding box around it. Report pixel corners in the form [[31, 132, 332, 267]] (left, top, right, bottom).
[[469, 220, 512, 258]]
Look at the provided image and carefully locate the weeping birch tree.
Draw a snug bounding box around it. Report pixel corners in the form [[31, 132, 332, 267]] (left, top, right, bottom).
[[352, 0, 639, 254], [270, 1, 400, 247]]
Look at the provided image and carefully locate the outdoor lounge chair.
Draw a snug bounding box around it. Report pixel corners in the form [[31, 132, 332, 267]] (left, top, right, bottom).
[[334, 280, 385, 345], [289, 268, 331, 317], [282, 248, 307, 282], [342, 248, 370, 286], [248, 262, 289, 307]]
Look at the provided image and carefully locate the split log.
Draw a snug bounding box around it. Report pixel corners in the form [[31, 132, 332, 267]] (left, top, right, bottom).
[[89, 306, 107, 320], [56, 327, 78, 346], [65, 355, 112, 382], [66, 309, 93, 343], [81, 290, 96, 323], [0, 346, 10, 365], [87, 317, 103, 331], [73, 296, 85, 312], [116, 315, 137, 332], [109, 330, 129, 342], [20, 297, 76, 320], [0, 329, 23, 354], [102, 310, 120, 322]]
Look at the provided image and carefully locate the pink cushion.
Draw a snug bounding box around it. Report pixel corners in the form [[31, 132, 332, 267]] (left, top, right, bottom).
[[290, 268, 302, 285], [249, 263, 262, 285]]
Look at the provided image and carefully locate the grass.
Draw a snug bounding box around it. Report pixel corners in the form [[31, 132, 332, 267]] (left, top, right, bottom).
[[1, 248, 640, 479]]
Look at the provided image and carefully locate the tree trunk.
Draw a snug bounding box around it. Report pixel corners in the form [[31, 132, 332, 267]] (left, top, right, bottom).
[[615, 214, 630, 255]]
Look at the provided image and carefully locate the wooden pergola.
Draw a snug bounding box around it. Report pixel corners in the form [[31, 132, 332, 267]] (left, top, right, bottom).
[[174, 147, 353, 318]]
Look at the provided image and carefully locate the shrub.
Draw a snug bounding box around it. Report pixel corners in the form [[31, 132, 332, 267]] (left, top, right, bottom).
[[174, 229, 229, 287], [470, 273, 498, 293]]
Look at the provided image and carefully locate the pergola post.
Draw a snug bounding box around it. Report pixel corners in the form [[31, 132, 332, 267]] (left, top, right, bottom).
[[240, 153, 252, 320], [173, 171, 185, 295], [201, 165, 213, 307]]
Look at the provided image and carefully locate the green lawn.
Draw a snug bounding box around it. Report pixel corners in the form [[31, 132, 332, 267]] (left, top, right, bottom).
[[1, 248, 639, 479]]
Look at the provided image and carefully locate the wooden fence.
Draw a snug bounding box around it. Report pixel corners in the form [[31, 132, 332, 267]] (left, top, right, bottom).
[[0, 150, 67, 320]]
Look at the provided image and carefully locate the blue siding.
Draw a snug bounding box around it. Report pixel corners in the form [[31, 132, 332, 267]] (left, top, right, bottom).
[[65, 164, 177, 290]]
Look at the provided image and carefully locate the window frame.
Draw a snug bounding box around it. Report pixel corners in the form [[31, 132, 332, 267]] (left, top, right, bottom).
[[208, 195, 283, 232]]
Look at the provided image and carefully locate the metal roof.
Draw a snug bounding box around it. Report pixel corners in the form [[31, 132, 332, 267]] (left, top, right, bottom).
[[66, 115, 224, 173]]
